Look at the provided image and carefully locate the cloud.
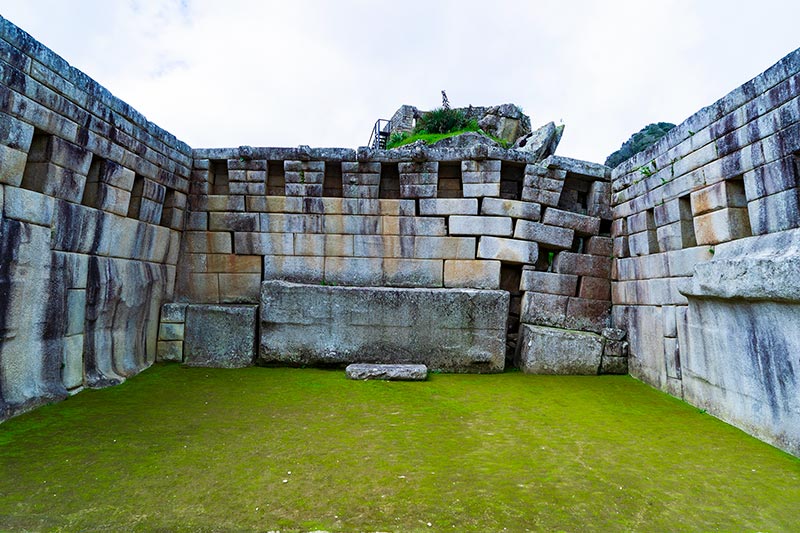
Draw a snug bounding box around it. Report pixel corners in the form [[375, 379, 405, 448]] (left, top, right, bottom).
[[1, 0, 799, 164]]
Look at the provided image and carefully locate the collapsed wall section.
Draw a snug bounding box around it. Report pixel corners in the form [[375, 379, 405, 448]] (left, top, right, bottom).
[[0, 16, 191, 420], [611, 47, 800, 455]]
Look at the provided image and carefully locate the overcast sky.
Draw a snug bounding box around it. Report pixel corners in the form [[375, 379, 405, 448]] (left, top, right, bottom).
[[1, 1, 798, 164]]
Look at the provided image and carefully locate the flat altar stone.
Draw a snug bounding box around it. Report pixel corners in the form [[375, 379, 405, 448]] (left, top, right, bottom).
[[345, 364, 428, 381]]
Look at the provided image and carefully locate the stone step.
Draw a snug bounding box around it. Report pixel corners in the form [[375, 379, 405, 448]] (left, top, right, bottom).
[[345, 364, 428, 381]]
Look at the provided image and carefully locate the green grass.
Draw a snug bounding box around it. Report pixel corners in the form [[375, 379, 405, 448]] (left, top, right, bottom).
[[386, 127, 509, 149], [1, 364, 799, 532]]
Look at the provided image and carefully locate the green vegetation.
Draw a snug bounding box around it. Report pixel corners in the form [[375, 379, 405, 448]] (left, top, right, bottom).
[[386, 108, 509, 149], [1, 364, 798, 531], [606, 122, 676, 168]]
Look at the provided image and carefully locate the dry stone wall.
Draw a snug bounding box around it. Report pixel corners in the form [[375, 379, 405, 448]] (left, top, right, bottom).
[[0, 16, 190, 419], [611, 48, 800, 455]]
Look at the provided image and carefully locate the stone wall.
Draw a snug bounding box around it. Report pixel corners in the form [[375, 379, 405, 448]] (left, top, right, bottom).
[[0, 17, 191, 419], [611, 48, 800, 455]]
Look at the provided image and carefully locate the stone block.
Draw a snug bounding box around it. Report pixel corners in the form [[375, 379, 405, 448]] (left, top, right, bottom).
[[519, 271, 578, 296], [419, 198, 478, 215], [555, 252, 612, 278], [260, 281, 508, 372], [578, 276, 611, 300], [382, 216, 447, 236], [158, 323, 185, 341], [219, 273, 262, 302], [520, 292, 568, 327], [263, 255, 325, 284], [654, 197, 693, 226], [746, 189, 800, 235], [599, 355, 628, 375], [234, 232, 293, 255], [183, 273, 220, 302], [516, 325, 603, 374], [63, 334, 84, 390], [690, 180, 747, 216], [413, 236, 476, 259], [542, 208, 601, 236], [157, 340, 183, 362], [656, 220, 697, 251], [379, 199, 416, 216], [186, 212, 208, 230], [0, 144, 28, 186], [82, 182, 131, 216], [345, 363, 428, 381], [205, 195, 245, 212], [184, 304, 257, 368], [21, 162, 86, 203], [209, 212, 260, 232], [0, 111, 34, 152], [477, 236, 538, 264], [513, 220, 574, 248], [206, 254, 262, 273], [627, 230, 659, 256], [587, 181, 612, 220], [3, 186, 54, 226], [449, 216, 512, 236], [324, 256, 383, 286], [585, 236, 613, 256], [383, 259, 443, 287], [693, 207, 751, 245], [66, 289, 86, 336], [481, 197, 541, 221], [184, 231, 232, 254], [626, 211, 655, 234], [444, 260, 501, 289], [566, 297, 611, 333], [521, 187, 561, 207], [161, 303, 188, 323], [463, 183, 500, 197]]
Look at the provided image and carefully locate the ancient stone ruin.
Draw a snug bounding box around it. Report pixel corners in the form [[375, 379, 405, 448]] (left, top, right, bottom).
[[0, 16, 798, 457]]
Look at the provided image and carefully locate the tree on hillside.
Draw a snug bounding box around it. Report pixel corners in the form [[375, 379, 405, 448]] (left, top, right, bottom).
[[605, 122, 676, 168]]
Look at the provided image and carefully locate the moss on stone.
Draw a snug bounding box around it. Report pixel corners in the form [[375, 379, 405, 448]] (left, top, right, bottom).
[[0, 364, 798, 531]]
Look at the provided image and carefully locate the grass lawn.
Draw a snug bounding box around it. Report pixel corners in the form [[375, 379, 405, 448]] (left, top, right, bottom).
[[1, 364, 798, 532]]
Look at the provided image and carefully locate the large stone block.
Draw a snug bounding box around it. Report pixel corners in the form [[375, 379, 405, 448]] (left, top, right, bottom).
[[555, 252, 612, 278], [260, 281, 508, 372], [477, 236, 538, 264], [516, 325, 603, 374], [444, 259, 501, 289], [3, 186, 54, 226], [0, 144, 28, 186], [345, 363, 428, 381], [480, 197, 541, 221], [513, 220, 574, 248], [542, 208, 601, 236], [184, 304, 257, 368], [449, 215, 512, 236], [519, 270, 577, 295], [693, 207, 751, 245], [419, 198, 477, 215]]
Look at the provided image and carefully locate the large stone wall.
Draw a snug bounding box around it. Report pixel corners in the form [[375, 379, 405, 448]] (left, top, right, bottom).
[[611, 48, 800, 455], [0, 16, 190, 419]]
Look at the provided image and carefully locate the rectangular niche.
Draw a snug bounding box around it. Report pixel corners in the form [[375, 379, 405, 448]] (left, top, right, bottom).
[[209, 159, 229, 195], [323, 161, 343, 197], [127, 174, 145, 219], [267, 160, 286, 196], [557, 176, 590, 214], [81, 155, 105, 208], [20, 129, 52, 192], [500, 162, 525, 200], [437, 162, 463, 198], [379, 162, 400, 199]]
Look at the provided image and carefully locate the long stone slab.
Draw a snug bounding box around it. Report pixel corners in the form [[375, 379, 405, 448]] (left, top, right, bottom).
[[345, 363, 428, 381], [260, 280, 508, 372]]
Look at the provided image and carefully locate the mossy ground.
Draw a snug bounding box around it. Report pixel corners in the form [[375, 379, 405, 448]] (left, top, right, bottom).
[[1, 364, 798, 532]]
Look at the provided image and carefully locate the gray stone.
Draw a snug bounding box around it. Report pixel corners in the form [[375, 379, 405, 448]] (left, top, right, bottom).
[[184, 305, 257, 368], [516, 324, 603, 374], [511, 121, 561, 161], [161, 303, 188, 323], [449, 216, 512, 236], [419, 198, 477, 215], [477, 236, 538, 264], [481, 197, 541, 221], [600, 355, 628, 375], [260, 281, 508, 372], [345, 364, 428, 381], [513, 220, 574, 248]]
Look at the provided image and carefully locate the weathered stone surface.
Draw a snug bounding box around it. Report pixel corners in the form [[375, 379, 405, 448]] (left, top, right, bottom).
[[260, 281, 508, 372], [511, 121, 561, 161], [184, 304, 257, 368], [477, 236, 538, 264], [516, 324, 603, 374], [693, 207, 751, 245], [157, 340, 183, 362], [519, 270, 577, 295], [3, 186, 54, 226], [600, 355, 628, 375], [542, 208, 601, 236], [444, 259, 501, 289], [481, 197, 541, 221], [449, 216, 512, 236], [345, 363, 428, 381], [513, 220, 573, 248], [419, 198, 477, 215]]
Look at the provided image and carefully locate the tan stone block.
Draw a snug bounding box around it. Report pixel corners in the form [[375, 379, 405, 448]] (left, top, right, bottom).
[[185, 273, 220, 302], [449, 216, 513, 236], [219, 273, 261, 302], [444, 260, 501, 289], [207, 254, 262, 273], [693, 207, 751, 245], [379, 199, 416, 216], [413, 236, 476, 259], [520, 271, 578, 295], [383, 258, 443, 287], [325, 234, 354, 256], [234, 232, 293, 255], [690, 180, 747, 215], [206, 195, 245, 212], [82, 182, 131, 216]]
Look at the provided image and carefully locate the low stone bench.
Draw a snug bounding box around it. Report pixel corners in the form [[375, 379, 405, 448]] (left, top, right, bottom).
[[345, 364, 428, 381]]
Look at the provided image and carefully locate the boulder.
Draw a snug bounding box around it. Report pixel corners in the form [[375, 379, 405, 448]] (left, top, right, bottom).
[[512, 122, 564, 162], [516, 324, 604, 374]]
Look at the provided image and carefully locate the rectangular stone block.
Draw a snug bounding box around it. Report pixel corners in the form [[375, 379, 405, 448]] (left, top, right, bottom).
[[209, 212, 260, 232], [383, 258, 443, 287], [656, 220, 697, 251], [542, 207, 601, 236], [519, 271, 577, 295], [520, 291, 568, 327], [324, 256, 383, 286], [693, 207, 751, 245], [158, 323, 185, 341], [481, 197, 541, 221], [746, 189, 800, 235], [587, 181, 612, 220], [183, 273, 220, 303], [63, 334, 84, 390], [477, 236, 538, 264], [263, 255, 325, 284], [206, 254, 262, 273], [419, 198, 478, 215], [690, 180, 747, 215], [66, 289, 86, 336], [566, 297, 611, 333], [157, 340, 183, 362], [516, 324, 603, 374], [21, 161, 86, 203], [82, 182, 131, 216], [186, 212, 208, 230], [382, 216, 447, 236], [0, 144, 28, 186], [219, 273, 262, 303], [400, 184, 437, 198], [184, 231, 232, 254], [260, 281, 508, 372], [628, 230, 659, 256], [585, 236, 613, 256], [184, 304, 257, 368], [513, 220, 574, 249], [654, 197, 693, 226], [161, 303, 188, 323], [578, 276, 611, 300], [444, 260, 501, 289], [0, 111, 34, 152], [463, 183, 500, 197], [521, 188, 561, 207], [205, 195, 245, 212], [3, 186, 54, 226], [233, 232, 293, 255], [555, 252, 612, 278], [379, 199, 416, 216], [449, 216, 512, 236], [414, 236, 476, 259]]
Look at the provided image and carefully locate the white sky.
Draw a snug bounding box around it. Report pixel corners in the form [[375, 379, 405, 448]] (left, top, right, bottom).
[[1, 0, 798, 164]]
